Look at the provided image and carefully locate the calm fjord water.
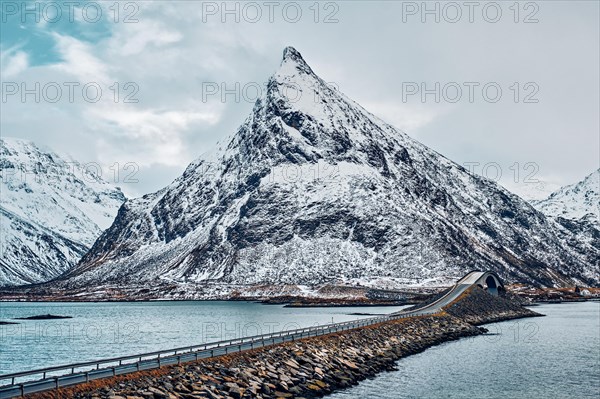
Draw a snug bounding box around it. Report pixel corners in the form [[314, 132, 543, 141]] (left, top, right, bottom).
[[1, 301, 598, 399], [328, 302, 600, 399], [0, 301, 408, 375]]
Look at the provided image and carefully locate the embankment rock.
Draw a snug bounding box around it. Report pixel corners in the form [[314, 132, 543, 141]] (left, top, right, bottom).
[[445, 286, 542, 325], [28, 287, 541, 399]]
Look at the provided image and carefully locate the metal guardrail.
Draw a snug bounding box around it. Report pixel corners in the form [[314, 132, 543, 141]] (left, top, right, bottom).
[[0, 309, 433, 398], [0, 271, 487, 399], [396, 271, 486, 315]]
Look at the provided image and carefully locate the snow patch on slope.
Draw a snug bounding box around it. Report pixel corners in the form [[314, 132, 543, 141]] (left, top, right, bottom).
[[532, 169, 599, 222], [0, 137, 126, 286], [61, 47, 599, 293]]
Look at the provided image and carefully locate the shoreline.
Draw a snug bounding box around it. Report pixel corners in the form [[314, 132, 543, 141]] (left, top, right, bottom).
[[25, 287, 541, 399], [29, 315, 491, 399], [0, 297, 597, 306], [0, 285, 436, 306], [0, 298, 413, 307], [2, 284, 598, 305]]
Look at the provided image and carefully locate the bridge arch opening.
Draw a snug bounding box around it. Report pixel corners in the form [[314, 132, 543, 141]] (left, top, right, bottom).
[[485, 275, 498, 296]]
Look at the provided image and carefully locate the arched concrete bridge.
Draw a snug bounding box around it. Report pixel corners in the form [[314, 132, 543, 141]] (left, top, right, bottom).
[[394, 270, 506, 316], [468, 271, 504, 296], [0, 270, 504, 399]]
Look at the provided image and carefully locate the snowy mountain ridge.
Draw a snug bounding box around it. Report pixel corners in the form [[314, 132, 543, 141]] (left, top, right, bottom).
[[55, 47, 598, 293], [0, 137, 126, 286], [532, 169, 599, 222]]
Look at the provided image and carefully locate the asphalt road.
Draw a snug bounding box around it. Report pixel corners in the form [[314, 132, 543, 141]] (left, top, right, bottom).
[[0, 271, 487, 399]]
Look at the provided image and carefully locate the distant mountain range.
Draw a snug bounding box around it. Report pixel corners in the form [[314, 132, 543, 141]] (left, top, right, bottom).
[[1, 49, 597, 296], [39, 46, 597, 296], [532, 169, 599, 223], [0, 138, 125, 286], [530, 169, 599, 278]]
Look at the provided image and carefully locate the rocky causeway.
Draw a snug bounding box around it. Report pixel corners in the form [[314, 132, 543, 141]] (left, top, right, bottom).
[[28, 287, 540, 399]]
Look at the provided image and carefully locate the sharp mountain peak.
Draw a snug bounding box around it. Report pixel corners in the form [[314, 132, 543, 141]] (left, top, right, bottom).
[[52, 48, 599, 294], [281, 46, 312, 72]]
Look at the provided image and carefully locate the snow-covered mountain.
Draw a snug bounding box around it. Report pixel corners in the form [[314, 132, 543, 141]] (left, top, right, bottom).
[[59, 47, 598, 292], [532, 169, 599, 222], [530, 170, 599, 273], [0, 138, 126, 286]]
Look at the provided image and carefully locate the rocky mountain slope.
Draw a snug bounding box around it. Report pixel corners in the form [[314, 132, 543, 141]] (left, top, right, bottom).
[[0, 138, 126, 286], [532, 169, 599, 222], [59, 47, 598, 292], [530, 170, 599, 276]]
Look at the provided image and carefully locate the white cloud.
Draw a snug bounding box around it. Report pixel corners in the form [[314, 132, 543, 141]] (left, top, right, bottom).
[[1, 48, 29, 78], [1, 1, 598, 198], [362, 101, 448, 133], [115, 20, 183, 56], [87, 103, 223, 167], [50, 33, 111, 83]]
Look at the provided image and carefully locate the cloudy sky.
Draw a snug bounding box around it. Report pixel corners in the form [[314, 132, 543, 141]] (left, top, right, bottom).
[[1, 0, 598, 199]]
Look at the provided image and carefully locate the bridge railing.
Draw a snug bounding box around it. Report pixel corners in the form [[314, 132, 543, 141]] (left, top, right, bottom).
[[0, 309, 428, 392], [1, 268, 498, 399]]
